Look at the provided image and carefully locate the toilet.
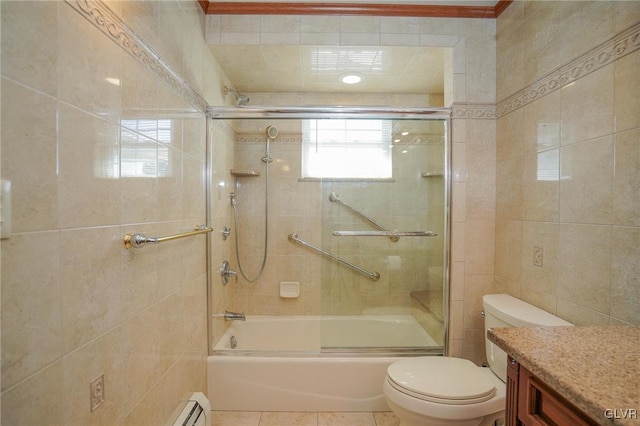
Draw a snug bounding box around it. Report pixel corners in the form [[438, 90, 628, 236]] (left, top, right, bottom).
[[383, 294, 572, 426]]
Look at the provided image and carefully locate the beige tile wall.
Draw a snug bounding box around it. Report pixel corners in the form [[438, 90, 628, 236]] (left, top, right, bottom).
[[0, 0, 230, 424], [495, 0, 640, 327]]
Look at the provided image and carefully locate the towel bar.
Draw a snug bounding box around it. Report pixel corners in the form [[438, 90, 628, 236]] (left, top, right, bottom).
[[124, 225, 213, 249]]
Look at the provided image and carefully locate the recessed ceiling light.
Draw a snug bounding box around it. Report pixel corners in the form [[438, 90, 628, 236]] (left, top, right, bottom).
[[341, 73, 362, 84], [401, 131, 409, 136]]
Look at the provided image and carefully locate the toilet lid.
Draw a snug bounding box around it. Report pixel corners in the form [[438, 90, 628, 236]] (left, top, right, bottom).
[[387, 357, 496, 405]]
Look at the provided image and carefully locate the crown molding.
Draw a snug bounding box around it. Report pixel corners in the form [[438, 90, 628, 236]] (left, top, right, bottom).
[[199, 0, 512, 18], [493, 0, 512, 17]]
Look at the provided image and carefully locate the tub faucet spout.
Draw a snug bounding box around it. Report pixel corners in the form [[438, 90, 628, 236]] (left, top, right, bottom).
[[224, 310, 246, 321]]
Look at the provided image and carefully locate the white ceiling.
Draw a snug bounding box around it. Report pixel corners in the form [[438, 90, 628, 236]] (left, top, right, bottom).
[[209, 44, 446, 95]]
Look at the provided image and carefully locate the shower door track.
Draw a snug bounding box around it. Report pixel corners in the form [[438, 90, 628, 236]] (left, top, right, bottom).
[[206, 105, 451, 120], [205, 105, 452, 357]]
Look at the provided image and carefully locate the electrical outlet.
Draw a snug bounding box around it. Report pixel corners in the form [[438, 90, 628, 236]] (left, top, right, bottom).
[[90, 374, 105, 412], [533, 246, 543, 267]]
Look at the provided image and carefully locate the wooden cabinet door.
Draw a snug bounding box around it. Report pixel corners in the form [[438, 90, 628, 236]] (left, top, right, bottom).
[[517, 365, 597, 426]]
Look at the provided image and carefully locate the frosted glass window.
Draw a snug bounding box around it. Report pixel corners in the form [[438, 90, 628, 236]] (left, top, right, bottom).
[[302, 119, 392, 179]]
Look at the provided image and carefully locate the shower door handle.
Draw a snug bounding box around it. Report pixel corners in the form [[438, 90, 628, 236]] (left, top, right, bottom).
[[288, 233, 380, 281], [332, 230, 438, 237]]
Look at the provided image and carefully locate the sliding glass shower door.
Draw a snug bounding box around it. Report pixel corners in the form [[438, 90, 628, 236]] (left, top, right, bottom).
[[316, 118, 448, 354], [210, 108, 449, 356]]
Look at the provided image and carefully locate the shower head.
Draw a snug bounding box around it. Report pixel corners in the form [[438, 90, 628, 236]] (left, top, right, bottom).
[[328, 192, 341, 203], [266, 125, 278, 140], [223, 85, 250, 106]]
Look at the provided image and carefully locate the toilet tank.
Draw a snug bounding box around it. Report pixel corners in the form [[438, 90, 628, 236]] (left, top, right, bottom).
[[483, 294, 572, 383]]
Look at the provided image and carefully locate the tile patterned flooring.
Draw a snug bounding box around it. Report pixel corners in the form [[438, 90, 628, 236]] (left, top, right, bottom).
[[211, 411, 400, 426]]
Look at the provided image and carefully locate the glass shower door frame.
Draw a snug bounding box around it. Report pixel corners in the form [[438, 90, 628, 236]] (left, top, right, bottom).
[[206, 106, 451, 357]]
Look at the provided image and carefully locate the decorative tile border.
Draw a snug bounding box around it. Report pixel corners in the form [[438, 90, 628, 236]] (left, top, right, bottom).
[[65, 0, 209, 113], [451, 103, 496, 120], [235, 133, 444, 146], [236, 133, 303, 144], [395, 134, 445, 145], [496, 21, 640, 118]]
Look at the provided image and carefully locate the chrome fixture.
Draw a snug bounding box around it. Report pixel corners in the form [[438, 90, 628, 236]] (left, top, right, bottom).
[[288, 233, 380, 281], [223, 85, 250, 106], [231, 126, 277, 283], [221, 226, 231, 241], [332, 230, 437, 237], [207, 105, 451, 119], [262, 125, 277, 164], [230, 335, 238, 348], [124, 225, 213, 249], [223, 310, 246, 321], [328, 192, 399, 242], [220, 260, 237, 285]]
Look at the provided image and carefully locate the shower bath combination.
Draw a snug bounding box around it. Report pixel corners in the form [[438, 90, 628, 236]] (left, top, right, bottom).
[[207, 108, 451, 413], [231, 125, 278, 282]]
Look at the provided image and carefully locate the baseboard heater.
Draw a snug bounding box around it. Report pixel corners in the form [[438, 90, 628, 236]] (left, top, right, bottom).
[[172, 392, 211, 426]]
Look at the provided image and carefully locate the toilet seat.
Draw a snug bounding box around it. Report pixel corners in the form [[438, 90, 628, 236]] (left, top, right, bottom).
[[386, 357, 496, 405]]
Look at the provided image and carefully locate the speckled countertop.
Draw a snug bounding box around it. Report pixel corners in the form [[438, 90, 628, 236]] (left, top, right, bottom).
[[488, 326, 640, 426]]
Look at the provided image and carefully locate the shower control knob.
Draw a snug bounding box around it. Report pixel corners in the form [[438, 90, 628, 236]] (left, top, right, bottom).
[[220, 260, 237, 285], [221, 227, 231, 241]]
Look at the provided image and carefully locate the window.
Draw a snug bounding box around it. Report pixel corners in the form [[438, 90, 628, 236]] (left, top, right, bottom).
[[302, 119, 392, 179]]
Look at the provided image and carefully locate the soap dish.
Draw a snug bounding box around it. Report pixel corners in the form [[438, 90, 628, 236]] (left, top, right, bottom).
[[280, 281, 300, 298]]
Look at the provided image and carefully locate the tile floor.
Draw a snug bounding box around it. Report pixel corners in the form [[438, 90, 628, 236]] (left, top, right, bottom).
[[211, 411, 400, 426]]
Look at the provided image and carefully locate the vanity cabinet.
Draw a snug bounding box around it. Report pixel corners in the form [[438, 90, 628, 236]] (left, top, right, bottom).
[[505, 356, 598, 426]]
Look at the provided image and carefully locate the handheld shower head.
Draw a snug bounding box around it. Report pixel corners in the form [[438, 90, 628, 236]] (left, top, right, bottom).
[[261, 125, 277, 164], [266, 125, 278, 140], [223, 85, 250, 106]]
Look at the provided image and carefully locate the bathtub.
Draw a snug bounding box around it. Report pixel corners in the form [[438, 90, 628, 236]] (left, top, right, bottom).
[[207, 315, 440, 412]]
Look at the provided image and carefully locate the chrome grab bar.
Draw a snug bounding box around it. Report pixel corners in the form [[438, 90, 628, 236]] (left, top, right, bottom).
[[124, 225, 213, 249], [332, 230, 438, 237], [288, 233, 380, 281], [328, 192, 398, 242]]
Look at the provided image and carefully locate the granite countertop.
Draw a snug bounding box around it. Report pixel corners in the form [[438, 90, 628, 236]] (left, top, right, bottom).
[[488, 326, 640, 426]]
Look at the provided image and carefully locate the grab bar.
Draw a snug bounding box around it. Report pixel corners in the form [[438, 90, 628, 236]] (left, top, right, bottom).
[[328, 192, 398, 242], [288, 233, 380, 281], [332, 230, 438, 237], [124, 225, 213, 249]]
